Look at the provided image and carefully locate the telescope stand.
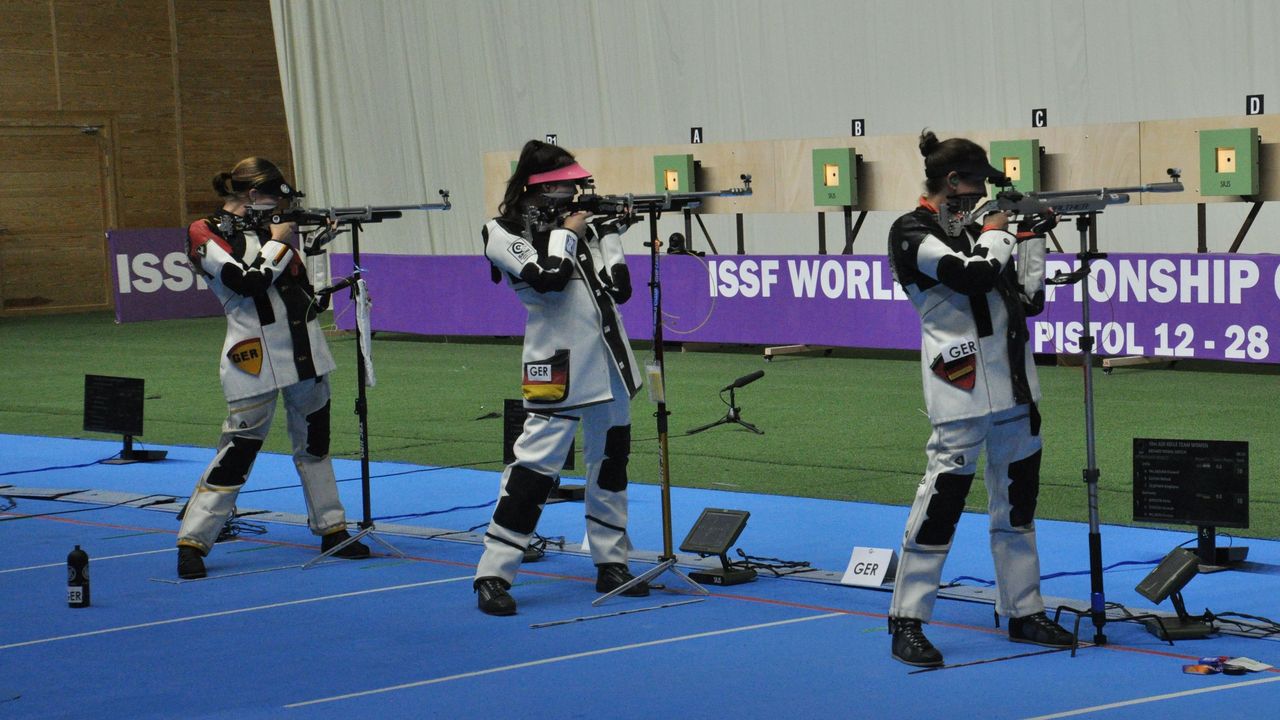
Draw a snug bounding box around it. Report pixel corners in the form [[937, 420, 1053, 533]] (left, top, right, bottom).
[[1044, 214, 1108, 645], [686, 386, 763, 435], [304, 221, 404, 569], [594, 206, 710, 605]]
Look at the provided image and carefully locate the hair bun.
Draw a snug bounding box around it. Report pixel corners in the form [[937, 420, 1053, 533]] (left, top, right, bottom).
[[212, 171, 233, 196], [918, 130, 940, 158]]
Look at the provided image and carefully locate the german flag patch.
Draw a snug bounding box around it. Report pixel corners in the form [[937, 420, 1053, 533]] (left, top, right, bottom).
[[930, 339, 977, 391], [522, 350, 570, 403]]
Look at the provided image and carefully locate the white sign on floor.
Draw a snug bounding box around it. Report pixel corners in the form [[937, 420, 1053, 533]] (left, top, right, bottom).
[[840, 547, 897, 587]]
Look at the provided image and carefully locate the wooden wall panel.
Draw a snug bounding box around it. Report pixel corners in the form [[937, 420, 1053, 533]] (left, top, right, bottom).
[[0, 0, 294, 315], [0, 127, 111, 312], [0, 1, 58, 111], [174, 0, 295, 221], [1141, 114, 1280, 205], [53, 1, 174, 112], [54, 1, 178, 228], [114, 115, 181, 227], [487, 121, 1222, 216]]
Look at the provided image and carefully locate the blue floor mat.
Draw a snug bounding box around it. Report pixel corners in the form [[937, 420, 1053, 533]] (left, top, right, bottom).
[[3, 434, 1279, 719]]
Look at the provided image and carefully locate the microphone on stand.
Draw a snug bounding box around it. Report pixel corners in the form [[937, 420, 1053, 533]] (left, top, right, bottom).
[[720, 370, 764, 393]]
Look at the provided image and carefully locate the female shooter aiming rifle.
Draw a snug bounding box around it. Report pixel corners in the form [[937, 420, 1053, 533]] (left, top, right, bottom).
[[474, 140, 645, 615], [884, 131, 1073, 666], [176, 157, 369, 579]]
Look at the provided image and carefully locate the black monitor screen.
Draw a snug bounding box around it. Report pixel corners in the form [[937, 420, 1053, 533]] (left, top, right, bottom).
[[83, 375, 145, 437], [679, 508, 750, 555], [1133, 438, 1248, 529]]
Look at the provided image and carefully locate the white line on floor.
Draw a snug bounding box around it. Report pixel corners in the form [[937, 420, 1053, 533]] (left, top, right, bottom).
[[1021, 675, 1280, 719], [0, 575, 472, 651], [285, 611, 846, 708], [0, 547, 176, 574]]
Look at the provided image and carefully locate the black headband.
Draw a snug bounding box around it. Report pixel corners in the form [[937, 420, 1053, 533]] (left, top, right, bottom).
[[231, 175, 299, 198], [926, 158, 1009, 185]]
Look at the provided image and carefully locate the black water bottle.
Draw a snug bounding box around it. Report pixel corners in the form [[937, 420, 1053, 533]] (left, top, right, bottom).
[[67, 545, 90, 608]]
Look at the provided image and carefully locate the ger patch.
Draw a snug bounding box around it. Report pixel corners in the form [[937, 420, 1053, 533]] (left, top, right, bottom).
[[522, 350, 570, 403], [227, 338, 264, 376], [930, 338, 977, 391]]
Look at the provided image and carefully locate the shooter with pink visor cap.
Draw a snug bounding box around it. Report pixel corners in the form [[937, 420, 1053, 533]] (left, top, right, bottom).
[[526, 161, 592, 186], [473, 140, 647, 616]]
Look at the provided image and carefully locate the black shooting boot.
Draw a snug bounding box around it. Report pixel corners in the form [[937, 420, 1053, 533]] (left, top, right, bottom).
[[1008, 611, 1075, 648], [321, 529, 371, 559], [474, 577, 517, 616], [596, 563, 650, 597], [889, 617, 944, 667], [177, 546, 206, 580]]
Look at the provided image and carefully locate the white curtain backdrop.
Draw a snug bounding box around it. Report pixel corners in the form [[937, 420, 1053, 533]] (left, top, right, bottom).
[[271, 0, 1280, 256]]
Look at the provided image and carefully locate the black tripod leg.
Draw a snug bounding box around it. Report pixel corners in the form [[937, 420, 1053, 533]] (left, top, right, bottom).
[[686, 416, 732, 435]]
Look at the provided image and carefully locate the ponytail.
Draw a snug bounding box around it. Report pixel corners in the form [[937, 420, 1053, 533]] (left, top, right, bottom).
[[919, 129, 990, 194], [212, 172, 235, 198], [499, 140, 577, 222]]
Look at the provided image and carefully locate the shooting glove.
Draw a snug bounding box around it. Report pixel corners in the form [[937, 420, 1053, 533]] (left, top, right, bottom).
[[591, 215, 639, 237], [1016, 211, 1058, 240]]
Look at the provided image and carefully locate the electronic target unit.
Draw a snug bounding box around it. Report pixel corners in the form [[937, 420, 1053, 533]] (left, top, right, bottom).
[[653, 154, 696, 193], [1199, 127, 1260, 197], [812, 147, 859, 207], [989, 139, 1041, 194]]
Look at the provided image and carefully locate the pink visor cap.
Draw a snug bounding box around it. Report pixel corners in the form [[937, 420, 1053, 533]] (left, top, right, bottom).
[[527, 162, 592, 186]]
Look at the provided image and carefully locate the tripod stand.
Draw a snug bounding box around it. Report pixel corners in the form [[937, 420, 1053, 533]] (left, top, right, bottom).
[[1044, 213, 1110, 643], [964, 172, 1183, 646], [574, 178, 752, 605], [687, 372, 765, 435], [299, 196, 451, 568], [594, 204, 709, 604]]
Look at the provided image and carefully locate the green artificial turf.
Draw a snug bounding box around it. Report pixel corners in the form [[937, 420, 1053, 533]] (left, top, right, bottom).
[[3, 311, 1276, 538]]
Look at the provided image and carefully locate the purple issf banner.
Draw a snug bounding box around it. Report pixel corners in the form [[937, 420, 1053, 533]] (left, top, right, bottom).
[[104, 231, 1280, 365], [331, 252, 1280, 364], [107, 228, 222, 323]]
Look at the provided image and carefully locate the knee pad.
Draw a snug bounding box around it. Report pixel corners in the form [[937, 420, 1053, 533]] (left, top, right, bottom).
[[1007, 450, 1042, 528], [914, 472, 974, 546], [597, 424, 631, 492], [304, 401, 331, 457], [492, 465, 556, 534], [206, 436, 263, 487]]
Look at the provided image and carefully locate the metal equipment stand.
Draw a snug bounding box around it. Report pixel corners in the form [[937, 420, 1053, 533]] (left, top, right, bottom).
[[594, 204, 710, 604], [299, 196, 451, 568]]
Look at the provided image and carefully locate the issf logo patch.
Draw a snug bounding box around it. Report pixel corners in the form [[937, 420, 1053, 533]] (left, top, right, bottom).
[[228, 338, 264, 376], [508, 240, 536, 264]]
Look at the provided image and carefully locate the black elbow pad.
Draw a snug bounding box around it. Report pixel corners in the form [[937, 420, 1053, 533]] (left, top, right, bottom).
[[221, 264, 273, 295], [607, 264, 632, 304], [936, 256, 1000, 295], [520, 257, 573, 293]]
